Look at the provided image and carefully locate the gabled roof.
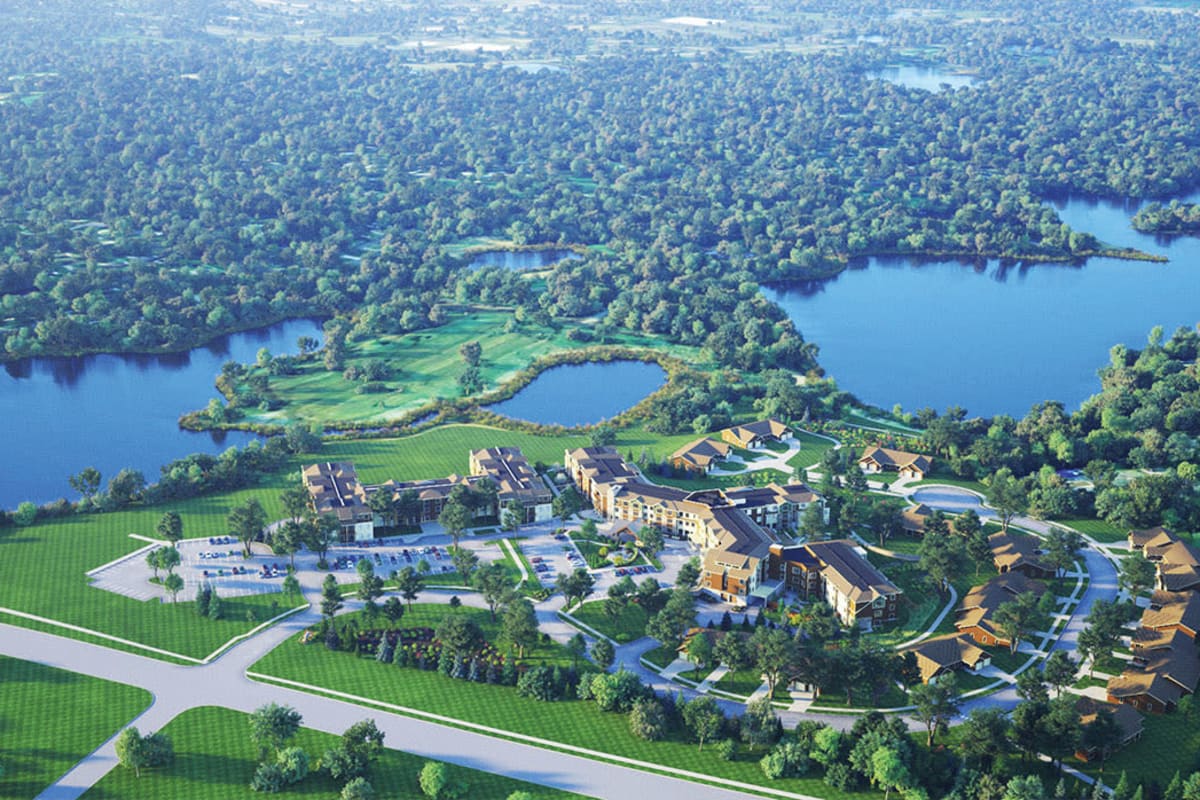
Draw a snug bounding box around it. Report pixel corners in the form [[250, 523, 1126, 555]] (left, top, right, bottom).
[[1075, 697, 1143, 744], [960, 572, 1047, 612], [805, 539, 902, 607], [701, 505, 774, 559], [1129, 526, 1176, 550], [303, 462, 371, 520], [1141, 592, 1200, 636], [722, 419, 790, 447], [858, 446, 932, 473], [989, 531, 1051, 574], [724, 482, 821, 509], [1159, 540, 1200, 569], [670, 437, 732, 470], [1107, 670, 1185, 706], [1136, 629, 1200, 693], [566, 446, 639, 486], [901, 634, 990, 683]]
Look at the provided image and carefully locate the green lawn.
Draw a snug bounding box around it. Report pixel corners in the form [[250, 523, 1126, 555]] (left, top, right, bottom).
[[904, 474, 987, 494], [0, 656, 151, 800], [571, 601, 649, 644], [1056, 516, 1127, 544], [0, 487, 306, 660], [816, 682, 909, 710], [1073, 708, 1200, 787], [785, 431, 838, 473], [640, 644, 677, 670], [249, 623, 878, 799], [80, 706, 589, 800], [712, 669, 766, 699], [841, 411, 924, 436]]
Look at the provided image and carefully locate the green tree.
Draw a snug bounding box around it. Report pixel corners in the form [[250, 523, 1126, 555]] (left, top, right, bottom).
[[559, 568, 595, 609], [114, 727, 149, 778], [450, 547, 479, 583], [1118, 553, 1156, 600], [306, 513, 340, 565], [638, 526, 664, 559], [419, 761, 451, 799], [910, 673, 959, 747], [228, 498, 267, 558], [715, 632, 754, 682], [1042, 650, 1078, 696], [956, 707, 1011, 772], [163, 572, 184, 603], [249, 703, 302, 760], [686, 631, 714, 669], [146, 547, 164, 580], [156, 511, 183, 546], [751, 627, 795, 697], [321, 574, 343, 622], [437, 613, 483, 658], [69, 466, 102, 500], [629, 697, 668, 741], [1004, 775, 1048, 800], [158, 545, 181, 575], [592, 638, 615, 670], [871, 746, 912, 800], [273, 520, 305, 570], [438, 496, 472, 551], [501, 499, 524, 532], [681, 696, 724, 751], [987, 468, 1029, 533], [740, 696, 781, 749], [918, 533, 965, 596], [502, 597, 540, 659], [395, 566, 424, 610], [994, 591, 1043, 653], [473, 561, 515, 620]]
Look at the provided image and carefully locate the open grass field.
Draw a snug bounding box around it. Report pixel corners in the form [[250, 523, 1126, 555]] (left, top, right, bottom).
[[0, 656, 151, 800], [250, 629, 874, 800], [80, 706, 589, 800], [785, 431, 838, 472], [0, 485, 306, 660], [1057, 516, 1127, 544], [570, 600, 649, 644], [236, 310, 701, 426]]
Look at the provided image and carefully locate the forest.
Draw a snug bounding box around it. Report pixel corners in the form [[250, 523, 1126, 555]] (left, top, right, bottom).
[[2, 0, 1200, 364]]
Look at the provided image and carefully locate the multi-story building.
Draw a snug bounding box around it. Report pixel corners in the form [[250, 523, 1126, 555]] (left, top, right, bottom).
[[766, 540, 902, 629], [301, 462, 375, 542], [563, 446, 639, 516]]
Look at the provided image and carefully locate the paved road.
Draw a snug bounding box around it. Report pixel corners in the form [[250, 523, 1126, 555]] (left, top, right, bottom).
[[2, 598, 784, 800]]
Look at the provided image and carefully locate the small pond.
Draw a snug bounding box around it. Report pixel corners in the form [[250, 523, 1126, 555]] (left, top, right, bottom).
[[768, 194, 1200, 419], [468, 249, 581, 270], [872, 65, 977, 92], [0, 320, 323, 509], [483, 361, 667, 427]]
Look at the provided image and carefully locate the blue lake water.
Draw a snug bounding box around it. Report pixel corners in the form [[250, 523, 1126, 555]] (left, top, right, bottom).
[[484, 361, 667, 427], [768, 196, 1200, 419], [872, 65, 977, 92], [0, 320, 323, 509], [468, 249, 581, 270]]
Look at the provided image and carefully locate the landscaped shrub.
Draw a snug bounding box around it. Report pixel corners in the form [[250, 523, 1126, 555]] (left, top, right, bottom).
[[628, 697, 668, 741], [760, 742, 810, 780], [276, 747, 309, 785], [250, 761, 286, 793], [516, 666, 558, 702], [824, 762, 854, 790], [589, 670, 646, 713], [716, 738, 737, 761]]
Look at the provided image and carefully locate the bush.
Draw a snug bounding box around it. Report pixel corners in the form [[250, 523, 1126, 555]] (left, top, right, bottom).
[[760, 742, 810, 780], [629, 698, 668, 741], [716, 738, 737, 761], [13, 501, 37, 526], [516, 667, 559, 702], [824, 762, 854, 790], [590, 670, 645, 713], [250, 762, 286, 793], [276, 747, 309, 785], [341, 777, 375, 800]]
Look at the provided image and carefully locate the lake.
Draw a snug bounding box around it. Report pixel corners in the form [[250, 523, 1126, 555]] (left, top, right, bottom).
[[484, 361, 667, 427], [872, 65, 976, 92], [767, 196, 1200, 419], [468, 249, 581, 270], [0, 320, 323, 509]]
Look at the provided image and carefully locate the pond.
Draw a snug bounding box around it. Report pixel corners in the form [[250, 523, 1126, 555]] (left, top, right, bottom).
[[767, 195, 1200, 419], [871, 65, 976, 92], [468, 249, 581, 270], [483, 361, 667, 427], [0, 320, 323, 509]]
